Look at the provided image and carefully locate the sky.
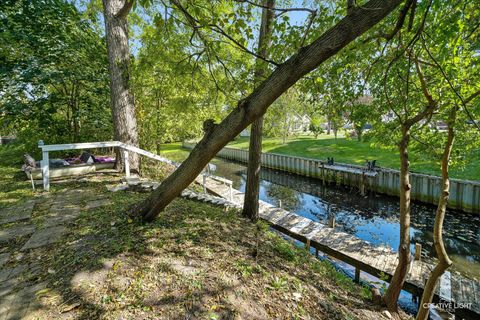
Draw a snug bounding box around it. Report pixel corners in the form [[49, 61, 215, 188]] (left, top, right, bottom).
[[72, 0, 319, 56]]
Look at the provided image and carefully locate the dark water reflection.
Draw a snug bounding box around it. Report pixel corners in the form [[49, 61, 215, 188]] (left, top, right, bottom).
[[209, 158, 480, 280]]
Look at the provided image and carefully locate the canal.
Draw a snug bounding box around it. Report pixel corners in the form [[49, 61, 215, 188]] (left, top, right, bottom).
[[208, 157, 480, 282]]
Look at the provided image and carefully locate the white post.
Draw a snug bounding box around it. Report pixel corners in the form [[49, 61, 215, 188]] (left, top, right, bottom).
[[124, 149, 130, 178], [229, 183, 233, 201], [42, 150, 50, 191]]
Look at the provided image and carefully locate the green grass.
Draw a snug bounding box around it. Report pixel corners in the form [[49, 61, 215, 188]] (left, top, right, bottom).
[[226, 134, 480, 180], [0, 143, 34, 209], [0, 142, 382, 319], [158, 142, 191, 162]]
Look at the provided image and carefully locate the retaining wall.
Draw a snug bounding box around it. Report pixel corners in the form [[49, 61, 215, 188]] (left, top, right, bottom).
[[182, 142, 480, 214]]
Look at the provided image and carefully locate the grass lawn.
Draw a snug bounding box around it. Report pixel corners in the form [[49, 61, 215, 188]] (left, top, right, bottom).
[[226, 135, 480, 181], [158, 142, 191, 162], [0, 143, 399, 319]]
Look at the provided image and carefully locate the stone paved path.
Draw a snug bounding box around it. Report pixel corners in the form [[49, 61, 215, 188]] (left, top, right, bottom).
[[0, 188, 112, 320]]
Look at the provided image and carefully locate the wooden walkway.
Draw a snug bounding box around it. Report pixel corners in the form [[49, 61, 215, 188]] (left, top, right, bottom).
[[201, 176, 479, 316], [322, 163, 378, 177]]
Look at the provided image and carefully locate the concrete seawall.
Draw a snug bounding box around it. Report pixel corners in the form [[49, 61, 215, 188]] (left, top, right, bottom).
[[182, 142, 480, 214]]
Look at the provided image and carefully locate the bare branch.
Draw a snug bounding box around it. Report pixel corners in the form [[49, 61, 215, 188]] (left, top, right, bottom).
[[234, 0, 316, 15], [413, 54, 435, 106], [299, 9, 318, 47]]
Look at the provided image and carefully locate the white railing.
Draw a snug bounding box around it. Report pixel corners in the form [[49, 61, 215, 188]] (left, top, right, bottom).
[[37, 140, 233, 201]]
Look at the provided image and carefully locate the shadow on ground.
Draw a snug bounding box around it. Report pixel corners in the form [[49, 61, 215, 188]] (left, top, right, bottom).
[[0, 172, 388, 320]]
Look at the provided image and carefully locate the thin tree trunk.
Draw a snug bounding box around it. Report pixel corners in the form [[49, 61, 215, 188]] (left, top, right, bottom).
[[102, 0, 140, 172], [384, 125, 411, 312], [356, 127, 362, 141], [416, 107, 456, 320], [244, 0, 275, 220], [139, 0, 405, 221], [384, 56, 438, 312], [243, 115, 264, 220], [156, 93, 162, 155]]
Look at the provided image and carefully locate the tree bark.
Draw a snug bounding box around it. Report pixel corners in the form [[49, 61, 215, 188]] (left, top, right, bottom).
[[383, 125, 411, 312], [384, 57, 438, 312], [416, 107, 456, 320], [102, 0, 140, 172], [139, 0, 405, 221], [244, 0, 275, 221]]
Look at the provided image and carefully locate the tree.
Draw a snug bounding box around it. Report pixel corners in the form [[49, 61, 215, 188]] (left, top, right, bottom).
[[413, 1, 480, 317], [243, 0, 275, 221], [132, 13, 240, 154], [0, 0, 111, 151], [137, 0, 406, 222], [309, 117, 324, 139], [382, 58, 438, 311], [264, 89, 308, 142], [348, 98, 372, 142], [416, 107, 455, 319], [102, 0, 140, 171], [358, 0, 480, 312]]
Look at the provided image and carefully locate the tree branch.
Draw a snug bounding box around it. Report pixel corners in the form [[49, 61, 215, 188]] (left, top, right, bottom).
[[171, 0, 280, 66], [115, 0, 134, 18], [420, 33, 480, 130], [364, 0, 414, 42], [347, 0, 355, 15], [234, 0, 316, 15]]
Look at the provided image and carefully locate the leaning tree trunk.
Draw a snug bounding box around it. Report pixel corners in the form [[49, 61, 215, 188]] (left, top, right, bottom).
[[102, 0, 140, 172], [384, 125, 412, 312], [416, 107, 456, 320], [243, 0, 275, 221], [139, 0, 405, 221]]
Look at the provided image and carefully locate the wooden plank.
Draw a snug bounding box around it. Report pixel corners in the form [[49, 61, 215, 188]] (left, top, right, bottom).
[[299, 222, 323, 239], [124, 150, 130, 178], [373, 250, 388, 271], [383, 254, 398, 275], [408, 261, 422, 284], [290, 220, 315, 234], [281, 215, 309, 231], [327, 232, 349, 251], [41, 150, 50, 191], [40, 141, 121, 151], [313, 228, 337, 244]]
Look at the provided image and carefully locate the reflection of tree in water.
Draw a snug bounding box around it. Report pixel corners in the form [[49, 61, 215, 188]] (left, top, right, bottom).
[[211, 158, 480, 277], [266, 184, 301, 211]]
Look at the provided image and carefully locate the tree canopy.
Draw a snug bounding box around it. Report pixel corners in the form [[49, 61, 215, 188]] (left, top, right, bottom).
[[0, 0, 111, 151]]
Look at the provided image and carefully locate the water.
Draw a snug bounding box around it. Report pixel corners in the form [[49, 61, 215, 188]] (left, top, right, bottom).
[[209, 157, 480, 281]]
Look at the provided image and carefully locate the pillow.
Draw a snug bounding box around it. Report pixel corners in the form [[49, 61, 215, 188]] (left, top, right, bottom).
[[23, 154, 36, 168], [80, 152, 95, 164]]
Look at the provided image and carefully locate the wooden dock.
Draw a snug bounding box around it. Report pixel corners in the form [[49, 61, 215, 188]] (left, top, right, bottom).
[[201, 176, 480, 316]]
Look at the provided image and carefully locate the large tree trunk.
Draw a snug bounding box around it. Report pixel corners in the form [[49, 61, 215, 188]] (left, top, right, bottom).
[[384, 125, 411, 312], [102, 0, 140, 172], [244, 0, 275, 221], [416, 108, 456, 320], [139, 0, 405, 221]]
